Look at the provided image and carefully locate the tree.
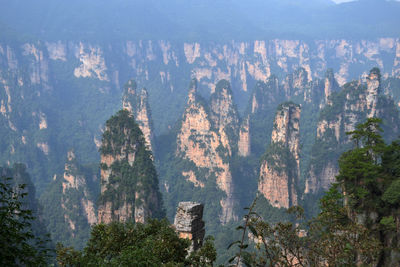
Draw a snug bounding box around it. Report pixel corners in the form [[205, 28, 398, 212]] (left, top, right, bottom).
[[229, 118, 400, 266], [57, 219, 217, 266], [230, 188, 381, 266], [0, 177, 51, 266]]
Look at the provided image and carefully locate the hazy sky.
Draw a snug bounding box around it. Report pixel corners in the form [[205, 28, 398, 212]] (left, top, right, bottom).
[[333, 0, 400, 2]]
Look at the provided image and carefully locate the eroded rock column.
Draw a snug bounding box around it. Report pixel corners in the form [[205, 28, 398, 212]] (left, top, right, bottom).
[[174, 202, 205, 252]]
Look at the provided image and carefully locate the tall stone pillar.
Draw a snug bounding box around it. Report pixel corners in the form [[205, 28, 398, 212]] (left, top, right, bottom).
[[174, 202, 205, 252]]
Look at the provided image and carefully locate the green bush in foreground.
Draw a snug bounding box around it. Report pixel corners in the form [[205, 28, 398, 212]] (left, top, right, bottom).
[[56, 219, 216, 267]]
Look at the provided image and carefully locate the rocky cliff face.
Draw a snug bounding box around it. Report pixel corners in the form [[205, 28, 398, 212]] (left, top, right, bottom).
[[1, 39, 400, 194], [61, 151, 97, 232], [238, 116, 251, 157], [122, 80, 155, 153], [305, 68, 400, 194], [210, 80, 240, 155], [39, 151, 99, 248], [283, 68, 309, 100], [366, 68, 381, 118], [174, 202, 205, 252], [176, 80, 239, 224], [98, 110, 163, 224], [250, 76, 282, 114], [258, 103, 301, 208], [3, 38, 400, 131], [56, 150, 98, 241], [322, 69, 340, 107]]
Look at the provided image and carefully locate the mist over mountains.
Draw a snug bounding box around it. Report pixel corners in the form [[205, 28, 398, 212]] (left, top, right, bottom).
[[1, 0, 400, 41]]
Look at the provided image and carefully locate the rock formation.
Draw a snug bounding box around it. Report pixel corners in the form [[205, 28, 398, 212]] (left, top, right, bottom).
[[98, 110, 163, 224], [322, 69, 340, 107], [258, 102, 301, 208], [366, 68, 381, 118], [1, 39, 400, 195], [39, 150, 99, 247], [174, 202, 205, 252], [283, 68, 309, 99], [305, 68, 399, 194], [61, 150, 97, 231], [238, 116, 251, 157], [250, 76, 282, 114], [176, 79, 239, 224], [210, 80, 240, 155], [122, 80, 155, 153]]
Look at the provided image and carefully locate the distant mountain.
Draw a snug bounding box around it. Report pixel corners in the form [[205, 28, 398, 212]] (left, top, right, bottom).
[[0, 0, 399, 41]]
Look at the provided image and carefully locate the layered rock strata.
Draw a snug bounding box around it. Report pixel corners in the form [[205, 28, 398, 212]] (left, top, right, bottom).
[[174, 202, 205, 252], [176, 79, 239, 224], [258, 102, 301, 208]]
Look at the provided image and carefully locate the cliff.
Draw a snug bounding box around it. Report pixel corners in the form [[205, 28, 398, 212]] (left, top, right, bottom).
[[97, 110, 163, 224], [258, 102, 301, 208], [322, 69, 340, 107], [175, 79, 239, 224], [238, 116, 251, 157], [305, 68, 400, 194], [1, 39, 400, 194], [283, 68, 309, 100], [39, 151, 98, 248], [61, 151, 97, 231], [122, 80, 155, 153]]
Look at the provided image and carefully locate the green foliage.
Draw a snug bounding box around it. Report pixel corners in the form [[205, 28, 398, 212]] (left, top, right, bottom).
[[379, 216, 396, 231], [40, 160, 99, 250], [247, 80, 283, 158], [0, 177, 52, 266], [261, 142, 296, 176], [187, 236, 218, 267], [338, 118, 386, 211], [307, 73, 400, 198], [56, 219, 217, 267], [253, 196, 296, 224], [382, 180, 400, 205], [100, 110, 145, 156], [230, 186, 381, 267], [227, 198, 258, 266], [99, 109, 164, 220], [229, 118, 400, 266], [334, 118, 400, 264]]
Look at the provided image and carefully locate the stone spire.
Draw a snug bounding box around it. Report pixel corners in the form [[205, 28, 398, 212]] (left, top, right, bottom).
[[122, 79, 155, 153], [258, 102, 301, 208], [176, 80, 237, 224], [366, 68, 380, 118], [98, 110, 163, 224]]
